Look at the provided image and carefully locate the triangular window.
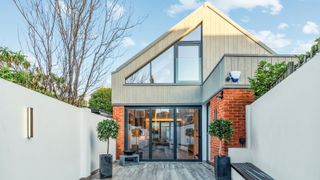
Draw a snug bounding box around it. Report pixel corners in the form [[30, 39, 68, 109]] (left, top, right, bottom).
[[126, 25, 202, 84]]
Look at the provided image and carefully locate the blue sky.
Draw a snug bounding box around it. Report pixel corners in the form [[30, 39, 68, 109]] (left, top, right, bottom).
[[1, 0, 320, 86]]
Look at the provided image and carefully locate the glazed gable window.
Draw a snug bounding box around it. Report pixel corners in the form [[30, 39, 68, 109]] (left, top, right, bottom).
[[125, 25, 202, 84]]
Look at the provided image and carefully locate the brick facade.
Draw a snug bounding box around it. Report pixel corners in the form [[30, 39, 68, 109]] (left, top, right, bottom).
[[112, 106, 125, 159], [209, 89, 254, 162]]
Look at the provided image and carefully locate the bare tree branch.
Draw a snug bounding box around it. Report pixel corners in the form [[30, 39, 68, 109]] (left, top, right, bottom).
[[13, 0, 142, 106]]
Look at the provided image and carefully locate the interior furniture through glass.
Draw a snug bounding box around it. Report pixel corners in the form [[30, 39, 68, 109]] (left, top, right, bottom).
[[126, 107, 200, 161]]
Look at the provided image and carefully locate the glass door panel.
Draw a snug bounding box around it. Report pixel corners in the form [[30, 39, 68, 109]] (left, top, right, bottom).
[[127, 109, 150, 160], [176, 108, 200, 160], [151, 108, 174, 160]]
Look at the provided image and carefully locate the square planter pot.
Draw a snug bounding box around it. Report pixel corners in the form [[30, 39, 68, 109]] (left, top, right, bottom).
[[214, 155, 231, 180], [91, 109, 100, 114], [100, 154, 113, 178]]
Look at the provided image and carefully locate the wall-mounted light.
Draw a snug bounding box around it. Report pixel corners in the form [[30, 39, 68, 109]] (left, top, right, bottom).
[[27, 107, 33, 139], [226, 71, 241, 83]]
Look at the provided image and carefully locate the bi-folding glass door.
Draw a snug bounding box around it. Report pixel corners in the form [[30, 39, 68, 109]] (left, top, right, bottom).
[[125, 106, 201, 161]]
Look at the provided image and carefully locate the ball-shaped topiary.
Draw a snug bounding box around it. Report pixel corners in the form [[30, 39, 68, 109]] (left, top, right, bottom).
[[97, 119, 120, 154], [209, 119, 234, 156]]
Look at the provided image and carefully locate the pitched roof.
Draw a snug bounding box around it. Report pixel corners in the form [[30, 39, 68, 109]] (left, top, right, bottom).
[[112, 2, 275, 74]]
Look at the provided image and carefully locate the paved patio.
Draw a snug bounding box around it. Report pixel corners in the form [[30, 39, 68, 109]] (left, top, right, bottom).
[[87, 162, 216, 180]]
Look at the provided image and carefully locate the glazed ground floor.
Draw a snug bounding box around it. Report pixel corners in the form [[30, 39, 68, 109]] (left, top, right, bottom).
[[112, 88, 254, 162]]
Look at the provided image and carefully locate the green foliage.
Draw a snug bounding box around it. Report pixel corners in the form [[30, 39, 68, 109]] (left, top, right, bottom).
[[249, 60, 288, 99], [185, 128, 194, 137], [208, 119, 234, 143], [295, 54, 305, 65], [97, 119, 120, 154], [0, 47, 72, 105], [89, 88, 112, 113]]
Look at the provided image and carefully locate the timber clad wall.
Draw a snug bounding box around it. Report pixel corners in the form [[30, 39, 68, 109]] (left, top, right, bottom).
[[209, 89, 254, 162], [112, 106, 125, 159], [112, 3, 274, 105], [202, 55, 297, 102]]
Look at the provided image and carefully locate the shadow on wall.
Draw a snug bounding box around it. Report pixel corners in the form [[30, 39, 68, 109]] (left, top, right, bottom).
[[90, 130, 96, 170]]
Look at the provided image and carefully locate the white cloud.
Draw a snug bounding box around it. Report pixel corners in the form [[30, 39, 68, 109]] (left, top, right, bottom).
[[166, 0, 283, 17], [302, 21, 319, 35], [292, 40, 314, 54], [209, 0, 282, 15], [277, 23, 289, 30], [166, 0, 202, 17], [122, 37, 135, 47], [107, 2, 125, 20], [241, 16, 250, 23], [252, 30, 291, 50]]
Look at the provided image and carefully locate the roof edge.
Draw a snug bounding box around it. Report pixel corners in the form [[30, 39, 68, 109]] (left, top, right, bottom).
[[112, 4, 207, 74], [112, 2, 277, 74], [204, 3, 276, 55]]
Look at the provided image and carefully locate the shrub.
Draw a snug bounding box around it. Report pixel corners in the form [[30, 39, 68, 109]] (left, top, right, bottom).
[[97, 119, 120, 154], [209, 119, 234, 156], [0, 47, 69, 103], [89, 88, 112, 113], [249, 60, 287, 99]]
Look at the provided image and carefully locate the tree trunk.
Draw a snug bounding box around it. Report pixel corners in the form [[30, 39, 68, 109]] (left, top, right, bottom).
[[107, 138, 109, 154], [219, 139, 222, 157]]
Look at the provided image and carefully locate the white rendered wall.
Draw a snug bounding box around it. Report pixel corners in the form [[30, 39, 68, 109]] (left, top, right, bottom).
[[234, 54, 320, 180], [0, 79, 115, 180]]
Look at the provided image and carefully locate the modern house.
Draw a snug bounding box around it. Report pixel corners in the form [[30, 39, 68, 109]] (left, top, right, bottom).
[[111, 3, 297, 161]]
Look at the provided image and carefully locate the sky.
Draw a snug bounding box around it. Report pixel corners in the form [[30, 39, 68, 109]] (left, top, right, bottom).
[[1, 0, 320, 87]]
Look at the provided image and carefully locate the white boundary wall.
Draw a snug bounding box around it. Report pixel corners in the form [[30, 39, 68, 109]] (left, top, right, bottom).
[[230, 54, 320, 180], [0, 79, 115, 180]]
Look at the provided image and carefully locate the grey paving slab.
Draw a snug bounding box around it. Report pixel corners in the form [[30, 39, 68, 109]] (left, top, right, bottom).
[[86, 162, 216, 180]]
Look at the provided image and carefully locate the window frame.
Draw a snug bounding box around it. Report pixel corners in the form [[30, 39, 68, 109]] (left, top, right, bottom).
[[174, 41, 202, 84], [124, 105, 202, 161], [125, 25, 203, 85]]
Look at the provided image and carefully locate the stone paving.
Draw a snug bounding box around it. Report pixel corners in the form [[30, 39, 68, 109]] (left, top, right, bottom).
[[86, 161, 216, 180]]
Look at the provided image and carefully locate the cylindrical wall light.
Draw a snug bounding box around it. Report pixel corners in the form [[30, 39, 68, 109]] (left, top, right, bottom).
[[27, 107, 33, 139]]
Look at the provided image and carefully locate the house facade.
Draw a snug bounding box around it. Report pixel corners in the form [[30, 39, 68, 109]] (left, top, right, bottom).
[[111, 3, 296, 162]]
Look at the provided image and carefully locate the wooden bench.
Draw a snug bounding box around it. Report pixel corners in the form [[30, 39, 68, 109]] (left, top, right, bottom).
[[119, 154, 139, 166], [232, 163, 274, 180]]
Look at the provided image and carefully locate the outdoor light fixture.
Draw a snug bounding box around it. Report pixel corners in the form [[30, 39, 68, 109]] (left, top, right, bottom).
[[226, 71, 241, 83], [27, 107, 33, 139]]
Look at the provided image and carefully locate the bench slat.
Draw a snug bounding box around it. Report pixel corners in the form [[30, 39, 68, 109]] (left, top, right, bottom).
[[232, 163, 274, 180]]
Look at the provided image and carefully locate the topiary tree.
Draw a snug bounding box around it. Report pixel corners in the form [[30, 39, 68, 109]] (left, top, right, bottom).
[[97, 119, 120, 154], [209, 119, 234, 156], [89, 88, 112, 113], [249, 60, 287, 99]]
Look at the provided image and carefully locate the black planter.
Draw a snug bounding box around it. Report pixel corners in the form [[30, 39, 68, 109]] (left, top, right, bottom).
[[214, 155, 231, 180], [100, 154, 113, 178], [91, 109, 100, 114]]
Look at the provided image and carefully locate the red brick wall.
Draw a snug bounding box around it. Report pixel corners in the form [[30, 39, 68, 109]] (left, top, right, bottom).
[[209, 89, 254, 162], [112, 106, 125, 159]]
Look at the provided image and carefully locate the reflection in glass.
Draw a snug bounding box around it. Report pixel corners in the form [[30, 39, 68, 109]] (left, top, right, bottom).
[[125, 63, 150, 83], [151, 108, 174, 160], [177, 45, 200, 82], [151, 47, 174, 83], [127, 109, 150, 160], [176, 108, 199, 160]]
